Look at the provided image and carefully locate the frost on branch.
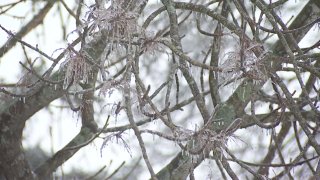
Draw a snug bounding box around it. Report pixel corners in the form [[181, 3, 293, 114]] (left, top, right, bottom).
[[219, 51, 242, 86], [99, 79, 124, 97], [140, 31, 164, 55], [61, 49, 92, 89], [219, 42, 267, 86], [88, 0, 140, 49]]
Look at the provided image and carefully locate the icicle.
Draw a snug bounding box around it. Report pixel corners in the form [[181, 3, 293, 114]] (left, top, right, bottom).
[[20, 97, 26, 103]]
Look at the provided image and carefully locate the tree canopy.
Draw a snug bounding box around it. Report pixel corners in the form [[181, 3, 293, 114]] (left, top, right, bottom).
[[1, 0, 320, 179]]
